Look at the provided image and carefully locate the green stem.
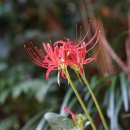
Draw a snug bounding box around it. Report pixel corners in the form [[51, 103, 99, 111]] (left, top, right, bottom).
[[64, 70, 97, 130], [81, 72, 109, 130]]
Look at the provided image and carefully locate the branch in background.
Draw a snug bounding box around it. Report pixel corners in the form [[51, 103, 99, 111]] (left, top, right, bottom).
[[92, 20, 115, 76], [125, 11, 130, 81], [98, 21, 128, 73], [87, 0, 128, 73], [80, 0, 114, 76], [80, 0, 128, 74], [95, 41, 115, 76], [125, 39, 130, 80]]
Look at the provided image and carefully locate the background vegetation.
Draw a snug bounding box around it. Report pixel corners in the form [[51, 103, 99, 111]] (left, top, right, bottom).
[[0, 0, 130, 130]]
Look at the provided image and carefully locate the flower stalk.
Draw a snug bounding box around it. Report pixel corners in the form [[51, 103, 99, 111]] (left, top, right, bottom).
[[64, 69, 97, 130], [81, 70, 109, 130]]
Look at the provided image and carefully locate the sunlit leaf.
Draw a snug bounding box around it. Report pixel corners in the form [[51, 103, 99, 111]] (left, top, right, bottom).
[[36, 116, 46, 130], [120, 73, 129, 111], [107, 77, 116, 130], [44, 112, 75, 130]]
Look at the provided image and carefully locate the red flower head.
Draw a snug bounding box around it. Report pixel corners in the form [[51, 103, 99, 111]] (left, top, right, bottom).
[[54, 25, 100, 74], [25, 25, 99, 79], [24, 42, 66, 79]]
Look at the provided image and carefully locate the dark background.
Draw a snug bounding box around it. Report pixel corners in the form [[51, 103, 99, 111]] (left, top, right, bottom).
[[0, 0, 130, 130]]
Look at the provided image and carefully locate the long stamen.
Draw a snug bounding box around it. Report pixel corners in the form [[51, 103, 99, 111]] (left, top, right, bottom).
[[86, 30, 100, 53], [74, 24, 78, 45], [24, 43, 49, 68], [79, 24, 91, 44]]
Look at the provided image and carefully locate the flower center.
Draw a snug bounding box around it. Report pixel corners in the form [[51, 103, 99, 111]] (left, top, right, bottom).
[[58, 58, 67, 70]]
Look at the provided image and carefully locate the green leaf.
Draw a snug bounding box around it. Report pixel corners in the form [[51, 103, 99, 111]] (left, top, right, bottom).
[[60, 88, 73, 116], [120, 73, 129, 111], [21, 110, 45, 130], [108, 77, 117, 130], [12, 80, 44, 98], [35, 116, 46, 130], [44, 112, 75, 130], [0, 115, 18, 130], [0, 62, 8, 72], [0, 90, 9, 104], [35, 78, 57, 103], [12, 77, 57, 103]]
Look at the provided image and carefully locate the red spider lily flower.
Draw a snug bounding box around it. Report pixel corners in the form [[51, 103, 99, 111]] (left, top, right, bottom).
[[55, 25, 100, 74], [25, 25, 99, 79], [24, 42, 67, 79], [64, 105, 76, 122]]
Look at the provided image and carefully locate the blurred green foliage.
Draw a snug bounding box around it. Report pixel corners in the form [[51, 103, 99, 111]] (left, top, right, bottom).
[[0, 0, 130, 130]]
